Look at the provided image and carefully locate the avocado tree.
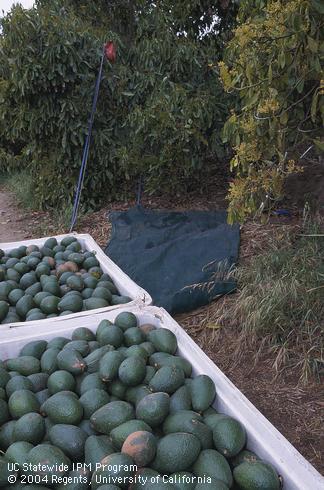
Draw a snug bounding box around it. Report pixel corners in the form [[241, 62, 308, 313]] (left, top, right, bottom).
[[0, 0, 237, 209], [219, 0, 323, 222]]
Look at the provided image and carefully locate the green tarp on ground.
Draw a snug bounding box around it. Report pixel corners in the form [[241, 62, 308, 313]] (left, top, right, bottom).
[[105, 206, 240, 314]]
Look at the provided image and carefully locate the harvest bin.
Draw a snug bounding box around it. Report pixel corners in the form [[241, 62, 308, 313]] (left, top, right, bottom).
[[0, 305, 322, 490], [0, 233, 152, 329]]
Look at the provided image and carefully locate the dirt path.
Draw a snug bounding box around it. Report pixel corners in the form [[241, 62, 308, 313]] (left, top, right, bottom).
[[0, 187, 37, 243]]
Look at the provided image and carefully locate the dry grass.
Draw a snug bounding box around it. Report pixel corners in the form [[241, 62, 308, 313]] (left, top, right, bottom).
[[178, 215, 324, 383]]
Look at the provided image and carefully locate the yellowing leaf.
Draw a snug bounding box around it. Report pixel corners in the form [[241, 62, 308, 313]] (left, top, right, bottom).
[[279, 51, 286, 69], [207, 323, 223, 330], [280, 112, 288, 125], [246, 62, 253, 83]]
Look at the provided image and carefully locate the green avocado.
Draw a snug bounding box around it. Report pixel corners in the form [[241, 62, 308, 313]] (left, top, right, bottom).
[[149, 366, 185, 394], [79, 389, 110, 419], [6, 356, 40, 376], [49, 424, 88, 461], [90, 401, 134, 434], [151, 433, 201, 474], [233, 461, 280, 490], [192, 449, 233, 488], [8, 389, 40, 418], [40, 392, 83, 425], [13, 412, 45, 444], [26, 443, 71, 481], [136, 392, 170, 427], [84, 435, 115, 467]]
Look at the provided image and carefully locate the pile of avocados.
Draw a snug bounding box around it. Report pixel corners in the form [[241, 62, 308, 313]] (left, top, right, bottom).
[[0, 236, 131, 324], [0, 311, 281, 489]]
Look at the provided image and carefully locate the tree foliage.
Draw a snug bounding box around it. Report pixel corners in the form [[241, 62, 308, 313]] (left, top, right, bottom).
[[0, 0, 237, 209], [219, 0, 324, 222], [116, 4, 233, 191], [0, 2, 116, 208]]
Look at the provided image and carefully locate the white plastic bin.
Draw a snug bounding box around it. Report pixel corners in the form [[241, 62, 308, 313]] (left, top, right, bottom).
[[0, 305, 322, 489], [0, 233, 152, 329]]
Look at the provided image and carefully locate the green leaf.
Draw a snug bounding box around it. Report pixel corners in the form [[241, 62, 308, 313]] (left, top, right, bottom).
[[311, 0, 324, 14], [292, 13, 302, 31], [296, 79, 304, 94], [243, 92, 259, 110], [222, 123, 229, 143], [246, 62, 253, 83], [313, 139, 324, 151], [312, 56, 322, 74], [311, 92, 319, 123]]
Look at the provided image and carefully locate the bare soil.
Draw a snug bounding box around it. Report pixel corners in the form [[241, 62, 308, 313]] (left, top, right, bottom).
[[0, 188, 28, 242], [0, 186, 48, 243], [284, 162, 324, 212]]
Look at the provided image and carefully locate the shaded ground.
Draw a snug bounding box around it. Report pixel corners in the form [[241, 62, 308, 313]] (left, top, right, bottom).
[[0, 187, 27, 242], [0, 183, 323, 475], [0, 186, 48, 243]]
